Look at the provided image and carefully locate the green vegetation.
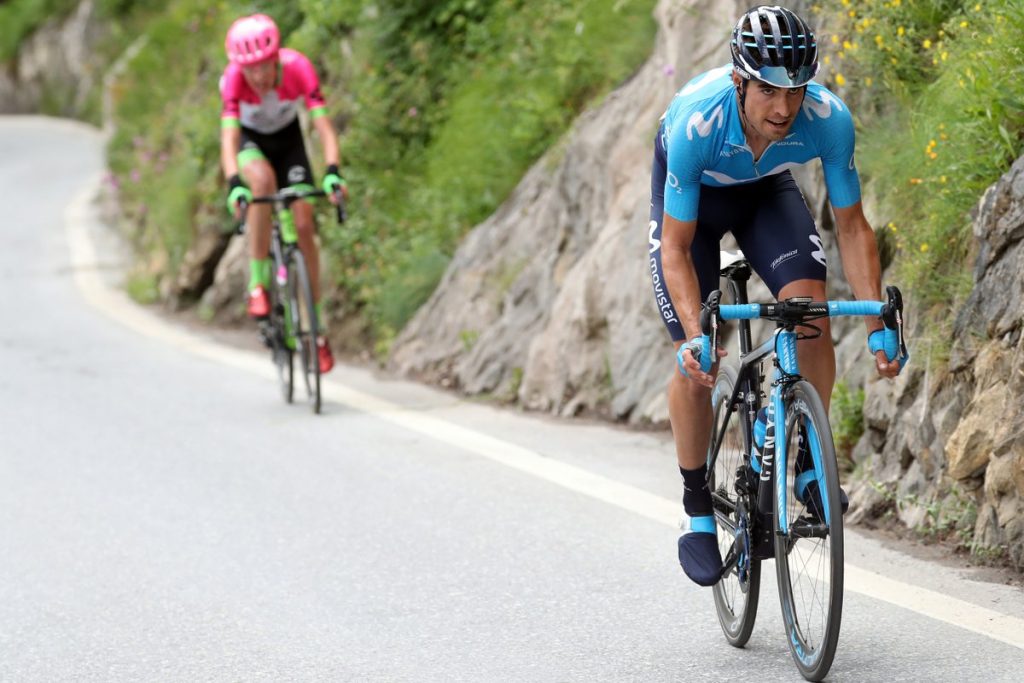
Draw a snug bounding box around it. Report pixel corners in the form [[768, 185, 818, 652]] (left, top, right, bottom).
[[817, 0, 1024, 361], [97, 0, 657, 346], [830, 379, 864, 461], [317, 0, 658, 343]]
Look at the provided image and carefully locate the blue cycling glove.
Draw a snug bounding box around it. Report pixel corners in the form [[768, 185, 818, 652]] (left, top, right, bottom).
[[868, 328, 909, 373], [677, 335, 713, 378]]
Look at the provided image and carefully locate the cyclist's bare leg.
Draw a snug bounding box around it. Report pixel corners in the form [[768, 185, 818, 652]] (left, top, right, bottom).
[[292, 199, 320, 302], [777, 279, 834, 411], [669, 338, 715, 470], [240, 159, 276, 261]]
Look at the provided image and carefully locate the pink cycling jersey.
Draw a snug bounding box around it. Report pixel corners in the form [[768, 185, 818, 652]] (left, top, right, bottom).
[[219, 48, 327, 135]]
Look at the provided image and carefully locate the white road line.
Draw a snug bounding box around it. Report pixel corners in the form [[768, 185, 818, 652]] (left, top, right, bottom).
[[66, 172, 1024, 652]]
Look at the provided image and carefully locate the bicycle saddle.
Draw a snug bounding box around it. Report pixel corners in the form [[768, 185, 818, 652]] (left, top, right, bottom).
[[720, 249, 747, 269]]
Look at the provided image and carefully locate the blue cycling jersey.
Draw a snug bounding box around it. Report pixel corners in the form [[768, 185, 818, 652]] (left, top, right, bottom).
[[660, 65, 862, 222]]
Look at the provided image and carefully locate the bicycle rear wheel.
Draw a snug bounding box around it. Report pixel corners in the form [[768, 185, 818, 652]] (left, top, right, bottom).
[[775, 380, 844, 681], [286, 249, 321, 414], [267, 276, 294, 404], [709, 365, 761, 647]]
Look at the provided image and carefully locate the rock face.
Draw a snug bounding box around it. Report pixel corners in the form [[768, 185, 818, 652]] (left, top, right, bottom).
[[0, 0, 105, 117], [850, 156, 1024, 568], [388, 0, 841, 423]]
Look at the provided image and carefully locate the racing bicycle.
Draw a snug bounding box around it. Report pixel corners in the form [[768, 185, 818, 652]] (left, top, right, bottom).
[[238, 187, 345, 414], [703, 250, 907, 681]]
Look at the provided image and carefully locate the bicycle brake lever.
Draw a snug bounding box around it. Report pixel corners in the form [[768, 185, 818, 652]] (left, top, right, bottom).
[[702, 290, 722, 360]]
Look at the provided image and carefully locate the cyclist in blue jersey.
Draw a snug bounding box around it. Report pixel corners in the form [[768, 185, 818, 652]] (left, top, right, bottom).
[[649, 6, 904, 586]]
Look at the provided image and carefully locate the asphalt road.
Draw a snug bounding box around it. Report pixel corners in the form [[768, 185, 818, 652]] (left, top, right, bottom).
[[1, 117, 1022, 681]]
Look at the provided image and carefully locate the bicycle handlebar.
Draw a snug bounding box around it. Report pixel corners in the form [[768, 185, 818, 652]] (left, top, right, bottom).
[[235, 187, 347, 234], [700, 285, 909, 360]]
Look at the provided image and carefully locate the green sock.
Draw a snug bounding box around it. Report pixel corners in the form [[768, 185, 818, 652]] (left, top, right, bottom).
[[248, 259, 271, 290]]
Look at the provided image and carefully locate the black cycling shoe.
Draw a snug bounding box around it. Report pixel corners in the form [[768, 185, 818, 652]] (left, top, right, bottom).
[[678, 527, 725, 586]]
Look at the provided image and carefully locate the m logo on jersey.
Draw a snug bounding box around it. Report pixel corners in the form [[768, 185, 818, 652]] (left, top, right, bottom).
[[802, 89, 843, 120], [810, 235, 828, 266], [686, 105, 724, 141], [648, 220, 661, 254]]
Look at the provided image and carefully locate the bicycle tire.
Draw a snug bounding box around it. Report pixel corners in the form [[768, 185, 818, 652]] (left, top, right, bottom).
[[709, 365, 761, 647], [287, 249, 321, 414], [268, 271, 294, 404], [774, 380, 844, 682]]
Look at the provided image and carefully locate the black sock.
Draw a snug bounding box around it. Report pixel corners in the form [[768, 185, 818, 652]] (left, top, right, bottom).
[[680, 465, 713, 517]]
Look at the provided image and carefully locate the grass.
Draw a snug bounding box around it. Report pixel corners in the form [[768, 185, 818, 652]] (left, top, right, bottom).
[[90, 0, 659, 345], [818, 0, 1024, 364], [830, 379, 865, 461]]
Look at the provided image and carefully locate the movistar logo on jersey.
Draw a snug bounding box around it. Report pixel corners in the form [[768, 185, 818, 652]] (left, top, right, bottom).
[[802, 89, 843, 120], [686, 105, 724, 141]]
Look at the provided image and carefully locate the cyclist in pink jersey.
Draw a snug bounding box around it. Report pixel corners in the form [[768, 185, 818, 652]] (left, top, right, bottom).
[[220, 13, 346, 374]]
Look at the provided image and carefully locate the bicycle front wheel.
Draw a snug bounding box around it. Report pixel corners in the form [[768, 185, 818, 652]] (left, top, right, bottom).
[[286, 249, 321, 414], [709, 365, 761, 647], [775, 380, 844, 682], [267, 274, 294, 404]]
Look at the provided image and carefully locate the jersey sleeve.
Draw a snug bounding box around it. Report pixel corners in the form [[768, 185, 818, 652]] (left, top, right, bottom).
[[290, 51, 328, 119], [663, 116, 715, 222], [814, 94, 862, 209], [219, 67, 241, 128]]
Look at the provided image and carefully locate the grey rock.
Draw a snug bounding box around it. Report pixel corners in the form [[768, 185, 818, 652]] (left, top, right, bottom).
[[0, 0, 105, 117], [390, 0, 848, 424]]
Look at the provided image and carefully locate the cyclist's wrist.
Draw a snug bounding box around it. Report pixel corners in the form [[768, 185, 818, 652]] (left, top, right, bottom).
[[228, 173, 245, 190], [324, 165, 345, 184]]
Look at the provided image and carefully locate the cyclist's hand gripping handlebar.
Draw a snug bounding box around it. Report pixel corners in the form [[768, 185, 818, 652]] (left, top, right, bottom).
[[677, 290, 721, 379], [869, 285, 910, 374]]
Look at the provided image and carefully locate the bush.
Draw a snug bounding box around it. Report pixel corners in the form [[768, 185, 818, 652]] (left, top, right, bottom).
[[818, 0, 1024, 361]]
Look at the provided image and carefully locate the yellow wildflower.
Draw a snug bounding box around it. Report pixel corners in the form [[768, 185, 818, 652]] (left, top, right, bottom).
[[960, 21, 969, 28], [923, 39, 932, 49], [897, 26, 905, 37], [865, 77, 874, 87], [843, 40, 852, 50], [941, 51, 948, 61], [832, 34, 840, 44], [875, 35, 884, 46], [920, 244, 929, 253], [835, 73, 847, 86], [929, 152, 938, 160], [974, 3, 981, 9], [848, 10, 856, 18], [909, 178, 923, 185], [824, 55, 832, 65], [940, 176, 947, 184]]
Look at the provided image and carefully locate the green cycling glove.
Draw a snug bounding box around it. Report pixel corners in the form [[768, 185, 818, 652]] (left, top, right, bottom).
[[226, 174, 252, 213], [322, 164, 347, 196]]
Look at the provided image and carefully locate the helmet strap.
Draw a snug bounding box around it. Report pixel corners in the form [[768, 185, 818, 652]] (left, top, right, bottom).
[[736, 79, 750, 127]]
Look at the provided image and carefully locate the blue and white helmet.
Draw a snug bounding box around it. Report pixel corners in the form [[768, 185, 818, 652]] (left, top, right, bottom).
[[731, 6, 819, 88]]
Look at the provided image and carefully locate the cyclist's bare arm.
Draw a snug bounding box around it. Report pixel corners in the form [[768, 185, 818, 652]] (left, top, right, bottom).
[[220, 125, 242, 179], [662, 213, 725, 386], [832, 200, 900, 378], [311, 114, 339, 168]]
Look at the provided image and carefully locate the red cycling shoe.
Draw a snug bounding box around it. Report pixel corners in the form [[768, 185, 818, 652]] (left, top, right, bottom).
[[317, 336, 334, 374], [247, 285, 270, 318]]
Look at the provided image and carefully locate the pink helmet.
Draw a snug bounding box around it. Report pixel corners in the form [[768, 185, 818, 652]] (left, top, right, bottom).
[[225, 14, 280, 65]]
